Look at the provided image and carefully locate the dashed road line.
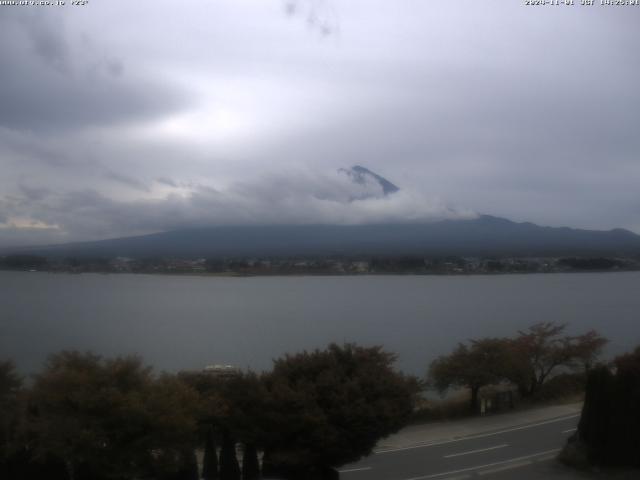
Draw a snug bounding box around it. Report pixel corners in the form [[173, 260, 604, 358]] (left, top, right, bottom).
[[477, 460, 532, 475], [402, 448, 561, 480], [376, 414, 579, 454], [443, 443, 509, 459]]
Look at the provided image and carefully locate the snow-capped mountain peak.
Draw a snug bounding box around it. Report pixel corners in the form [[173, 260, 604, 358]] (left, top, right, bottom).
[[337, 165, 400, 200]]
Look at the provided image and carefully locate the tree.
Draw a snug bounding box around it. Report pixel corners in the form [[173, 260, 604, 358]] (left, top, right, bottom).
[[175, 449, 199, 480], [145, 374, 201, 478], [0, 361, 22, 478], [571, 330, 609, 371], [566, 346, 640, 467], [0, 360, 21, 447], [179, 369, 270, 480], [575, 365, 614, 465], [508, 322, 607, 396], [241, 443, 260, 480], [428, 338, 511, 412], [202, 426, 219, 480], [259, 343, 420, 479], [0, 254, 47, 270], [606, 345, 640, 465], [179, 369, 268, 480], [27, 351, 199, 480], [428, 323, 608, 408], [219, 430, 240, 480]]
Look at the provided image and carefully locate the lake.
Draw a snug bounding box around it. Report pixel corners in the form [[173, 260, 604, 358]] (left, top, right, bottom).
[[1, 271, 639, 376]]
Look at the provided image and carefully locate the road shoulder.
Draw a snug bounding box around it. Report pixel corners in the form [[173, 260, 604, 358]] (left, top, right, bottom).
[[376, 403, 583, 452]]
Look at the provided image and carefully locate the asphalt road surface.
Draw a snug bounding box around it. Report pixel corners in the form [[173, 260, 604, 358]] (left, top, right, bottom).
[[339, 414, 580, 480]]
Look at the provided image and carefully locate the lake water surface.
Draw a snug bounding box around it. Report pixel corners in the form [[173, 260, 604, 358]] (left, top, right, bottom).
[[1, 271, 639, 376]]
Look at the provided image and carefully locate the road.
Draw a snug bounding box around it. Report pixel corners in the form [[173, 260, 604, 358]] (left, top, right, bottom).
[[339, 414, 580, 480]]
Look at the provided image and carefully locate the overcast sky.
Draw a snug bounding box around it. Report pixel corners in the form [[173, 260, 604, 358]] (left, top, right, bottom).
[[1, 0, 639, 246]]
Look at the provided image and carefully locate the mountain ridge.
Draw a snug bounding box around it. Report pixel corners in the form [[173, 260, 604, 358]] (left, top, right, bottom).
[[3, 167, 639, 259], [6, 214, 640, 259]]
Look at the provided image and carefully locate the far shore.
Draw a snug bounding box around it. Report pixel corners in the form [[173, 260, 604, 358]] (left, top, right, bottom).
[[3, 267, 640, 278]]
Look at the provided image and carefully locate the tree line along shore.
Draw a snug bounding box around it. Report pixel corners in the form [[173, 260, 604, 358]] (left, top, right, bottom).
[[2, 253, 640, 276]]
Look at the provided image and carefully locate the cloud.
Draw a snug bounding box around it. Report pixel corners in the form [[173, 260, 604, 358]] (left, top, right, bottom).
[[19, 9, 70, 73], [0, 169, 474, 246], [0, 0, 639, 246], [284, 0, 340, 36], [104, 171, 150, 192], [0, 9, 190, 133], [156, 177, 179, 188], [18, 184, 51, 202], [0, 127, 75, 167]]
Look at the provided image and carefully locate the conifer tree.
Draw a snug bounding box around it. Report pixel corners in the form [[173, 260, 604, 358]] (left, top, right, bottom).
[[219, 431, 240, 480], [202, 427, 219, 480], [578, 365, 613, 464], [573, 346, 640, 467], [241, 443, 260, 480], [180, 449, 199, 480], [260, 450, 283, 479]]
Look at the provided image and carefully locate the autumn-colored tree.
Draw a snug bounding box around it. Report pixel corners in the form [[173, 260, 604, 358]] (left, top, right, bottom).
[[508, 322, 607, 396], [571, 330, 609, 371], [428, 338, 511, 411], [428, 323, 607, 407]]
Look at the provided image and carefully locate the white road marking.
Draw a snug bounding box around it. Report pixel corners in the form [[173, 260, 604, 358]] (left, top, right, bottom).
[[443, 443, 509, 459], [402, 448, 561, 480], [338, 466, 372, 473], [562, 428, 577, 434], [376, 414, 579, 454], [477, 460, 532, 475]]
